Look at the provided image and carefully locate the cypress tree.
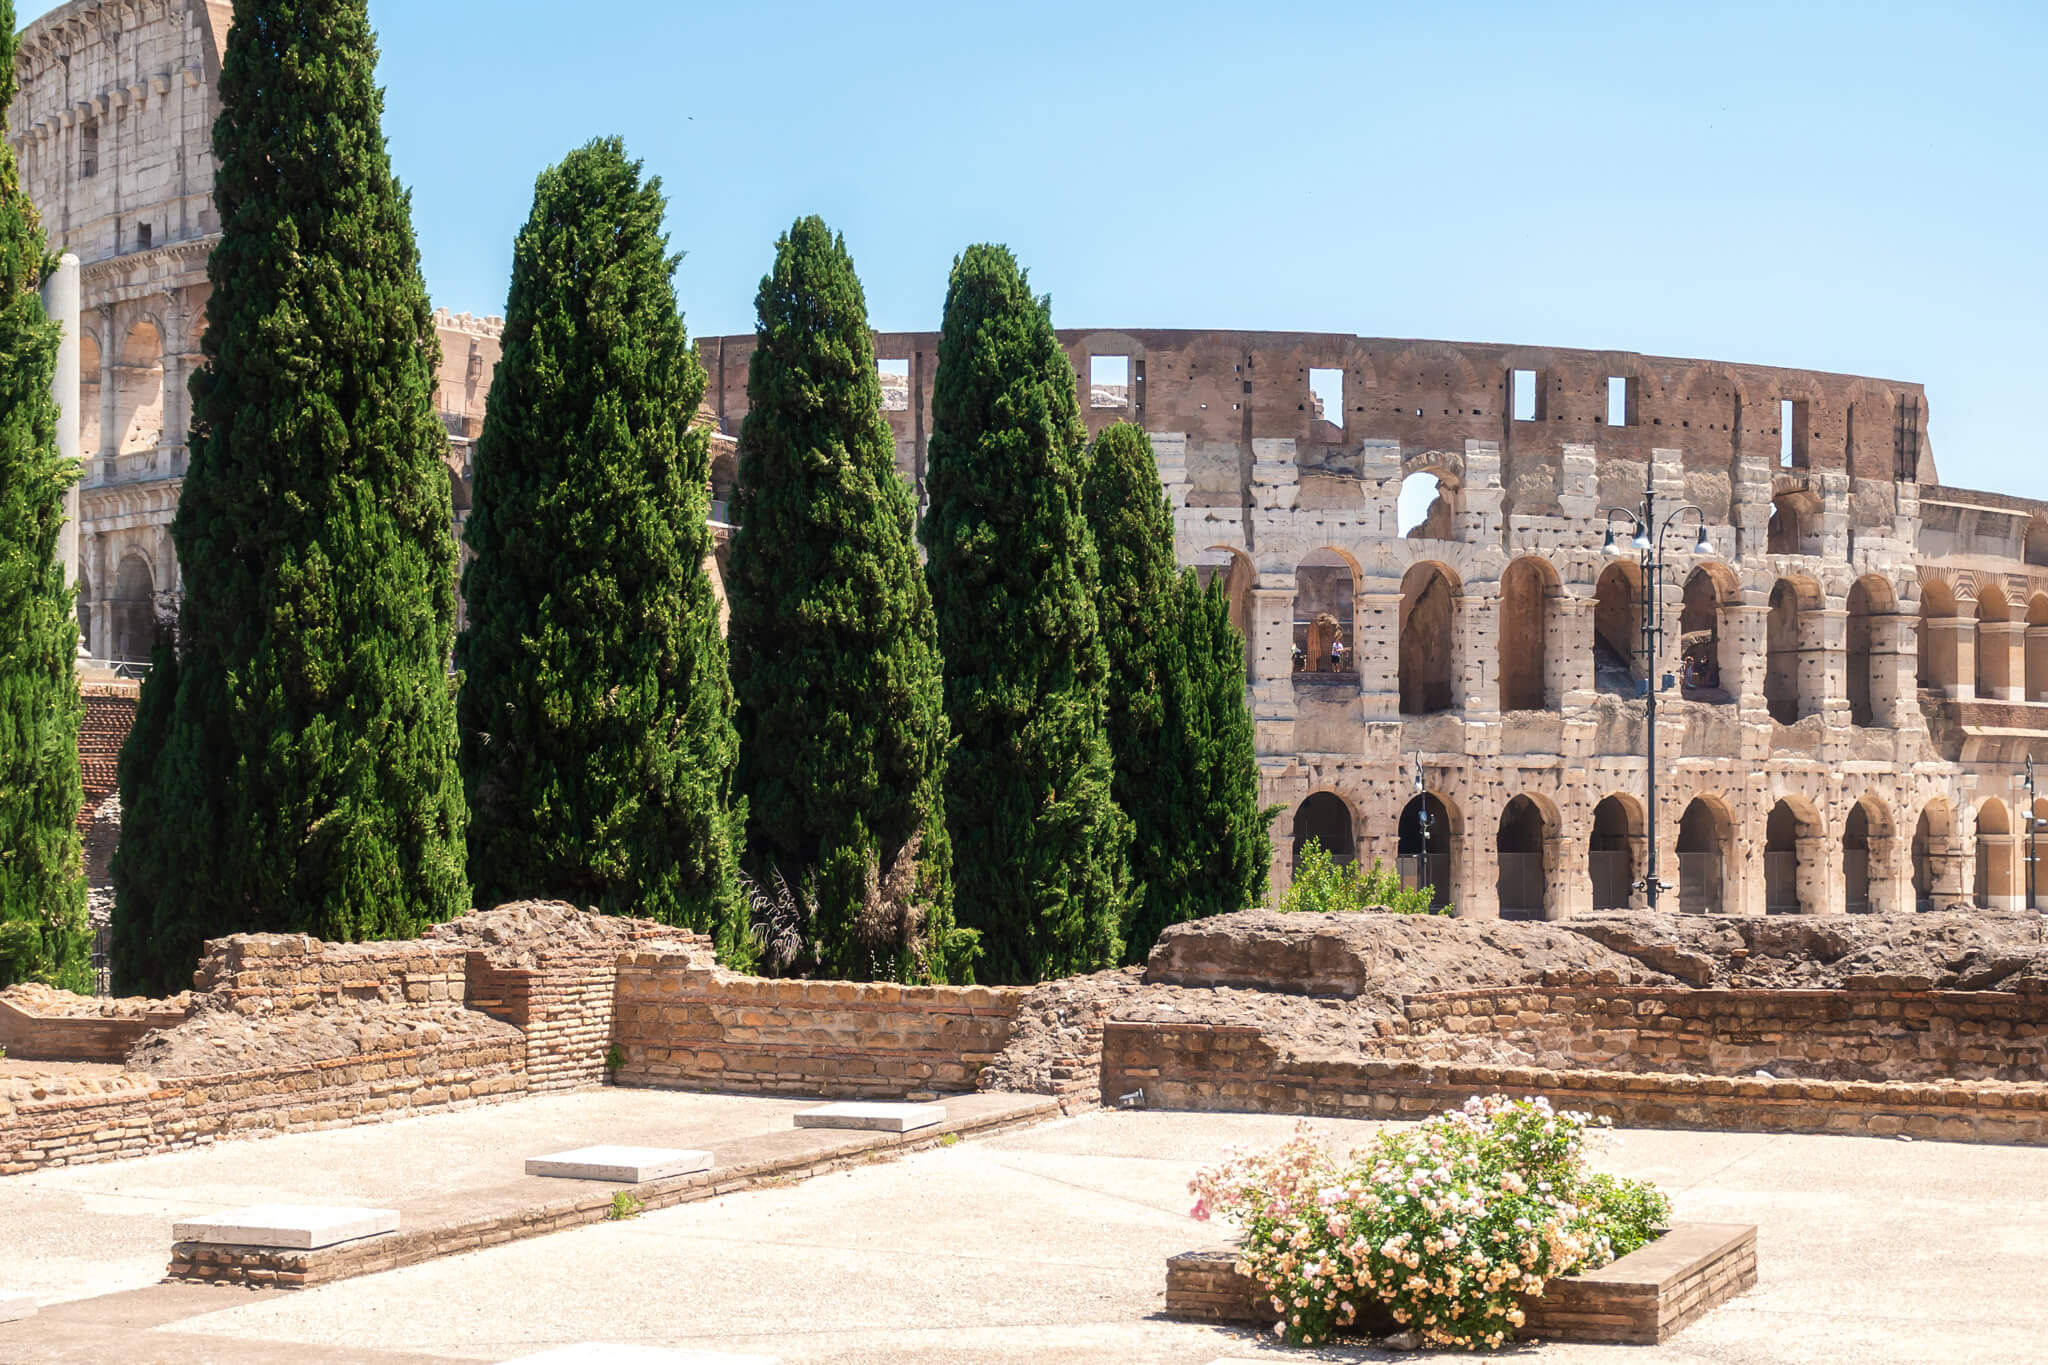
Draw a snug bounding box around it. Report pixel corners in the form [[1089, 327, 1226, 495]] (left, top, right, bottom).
[[1084, 422, 1272, 961], [0, 0, 88, 993], [112, 0, 467, 995], [921, 245, 1129, 984], [455, 139, 745, 956], [727, 216, 964, 981]]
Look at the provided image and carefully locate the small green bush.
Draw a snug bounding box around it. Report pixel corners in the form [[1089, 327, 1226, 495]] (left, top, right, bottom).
[[1582, 1172, 1672, 1260], [1278, 839, 1446, 916], [607, 1192, 643, 1221]]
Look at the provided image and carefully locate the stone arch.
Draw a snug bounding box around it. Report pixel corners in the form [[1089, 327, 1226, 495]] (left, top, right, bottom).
[[116, 316, 165, 455], [1197, 545, 1256, 681], [2026, 517, 2048, 568], [1291, 791, 1357, 871], [1918, 578, 1960, 695], [1679, 563, 1737, 699], [1763, 796, 1822, 914], [1767, 489, 1820, 555], [1497, 555, 1558, 712], [1295, 548, 1357, 675], [1846, 574, 1895, 727], [1913, 799, 1961, 911], [1976, 797, 2017, 910], [1765, 577, 1822, 724], [78, 328, 102, 457], [1843, 794, 1897, 914], [2028, 594, 2048, 702], [1397, 790, 1456, 911], [1398, 561, 1460, 715], [1495, 793, 1553, 919], [1975, 584, 2019, 700], [1589, 794, 1642, 911], [1592, 559, 1641, 695], [1677, 795, 1734, 914], [1396, 469, 1455, 540], [110, 552, 156, 663]]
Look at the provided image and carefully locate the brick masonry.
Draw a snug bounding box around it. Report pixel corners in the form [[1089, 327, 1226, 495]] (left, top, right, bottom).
[[1165, 1222, 1757, 1346]]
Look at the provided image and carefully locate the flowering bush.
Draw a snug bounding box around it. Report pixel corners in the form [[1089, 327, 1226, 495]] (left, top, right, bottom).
[[1189, 1095, 1668, 1351]]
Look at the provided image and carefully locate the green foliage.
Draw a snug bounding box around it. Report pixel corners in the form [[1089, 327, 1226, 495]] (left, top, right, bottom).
[[920, 245, 1130, 984], [455, 138, 744, 958], [111, 0, 468, 995], [603, 1043, 624, 1075], [727, 216, 966, 982], [607, 1191, 642, 1221], [1279, 838, 1444, 916], [1582, 1172, 1672, 1260], [0, 0, 87, 993], [1083, 424, 1270, 963]]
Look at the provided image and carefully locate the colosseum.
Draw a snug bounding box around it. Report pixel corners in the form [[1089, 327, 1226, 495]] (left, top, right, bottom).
[[15, 3, 2046, 925]]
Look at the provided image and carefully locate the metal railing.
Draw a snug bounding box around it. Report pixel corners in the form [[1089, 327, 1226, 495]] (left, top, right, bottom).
[[1495, 851, 1545, 917], [1678, 853, 1722, 914], [1589, 850, 1632, 909], [1763, 852, 1799, 914]]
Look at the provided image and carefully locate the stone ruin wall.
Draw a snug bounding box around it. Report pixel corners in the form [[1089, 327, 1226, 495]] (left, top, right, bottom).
[[703, 328, 2048, 922]]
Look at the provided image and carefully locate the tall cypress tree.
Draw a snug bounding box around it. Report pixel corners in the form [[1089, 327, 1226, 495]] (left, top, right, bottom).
[[112, 0, 467, 995], [921, 244, 1129, 984], [0, 0, 88, 993], [727, 216, 964, 981], [1177, 570, 1274, 929], [456, 139, 744, 956]]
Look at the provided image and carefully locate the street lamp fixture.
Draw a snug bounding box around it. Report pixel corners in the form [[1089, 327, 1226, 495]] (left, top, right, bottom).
[[1601, 467, 1718, 912]]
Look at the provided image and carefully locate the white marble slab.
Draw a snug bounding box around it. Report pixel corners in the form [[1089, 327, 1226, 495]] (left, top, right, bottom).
[[497, 1346, 779, 1364], [524, 1146, 712, 1183], [792, 1101, 945, 1133], [0, 1292, 36, 1323], [171, 1204, 399, 1250]]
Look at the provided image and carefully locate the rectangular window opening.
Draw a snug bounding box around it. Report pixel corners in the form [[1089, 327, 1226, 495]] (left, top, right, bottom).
[[137, 222, 152, 250], [1089, 354, 1130, 409], [1781, 398, 1809, 468], [80, 120, 98, 178], [1512, 369, 1538, 422], [1605, 376, 1630, 427], [1308, 368, 1344, 429], [877, 358, 910, 413]]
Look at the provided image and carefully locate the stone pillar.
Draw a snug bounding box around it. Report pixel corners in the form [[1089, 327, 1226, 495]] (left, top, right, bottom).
[[96, 303, 116, 462], [2028, 625, 2048, 702], [1980, 621, 2027, 701], [1927, 616, 1975, 700], [42, 255, 82, 587], [1869, 614, 1915, 728], [1356, 586, 1403, 723], [1801, 832, 1844, 914], [87, 534, 110, 661], [1814, 606, 1850, 725], [1247, 579, 1297, 756], [1557, 594, 1597, 709]]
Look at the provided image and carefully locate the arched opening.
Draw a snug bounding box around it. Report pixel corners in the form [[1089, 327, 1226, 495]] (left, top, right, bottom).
[[1592, 560, 1641, 696], [1195, 548, 1256, 682], [1291, 792, 1356, 871], [116, 319, 165, 456], [1398, 562, 1457, 715], [1918, 580, 1959, 695], [110, 554, 155, 663], [1294, 549, 1356, 676], [1846, 576, 1892, 727], [1498, 557, 1555, 711], [1398, 792, 1452, 911], [78, 331, 102, 457], [1763, 800, 1810, 914], [1765, 580, 1805, 724], [2028, 595, 2048, 702], [1976, 798, 2015, 910], [1495, 795, 1548, 919], [1677, 797, 1731, 914], [2027, 518, 2048, 568], [1767, 491, 1817, 555], [1589, 796, 1637, 910], [1679, 567, 1728, 699], [1976, 586, 2016, 701], [1397, 470, 1450, 539], [1913, 800, 1956, 912], [1844, 801, 1874, 913]]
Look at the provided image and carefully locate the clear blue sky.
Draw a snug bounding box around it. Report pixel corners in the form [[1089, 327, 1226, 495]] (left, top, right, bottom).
[[19, 1, 2046, 495]]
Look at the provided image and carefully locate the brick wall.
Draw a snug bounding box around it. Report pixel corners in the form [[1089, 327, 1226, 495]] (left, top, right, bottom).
[[613, 950, 1028, 1098], [1397, 983, 2048, 1083], [194, 935, 466, 1014], [0, 995, 188, 1063], [466, 948, 621, 1092], [1101, 1020, 2048, 1145], [0, 1034, 525, 1175]]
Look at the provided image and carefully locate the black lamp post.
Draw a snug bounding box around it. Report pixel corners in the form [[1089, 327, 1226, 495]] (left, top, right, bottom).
[[1602, 470, 1714, 912], [1412, 754, 1435, 907], [2021, 755, 2038, 911]]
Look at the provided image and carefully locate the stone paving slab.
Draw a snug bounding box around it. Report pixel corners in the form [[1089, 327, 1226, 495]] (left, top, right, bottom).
[[0, 1291, 35, 1323], [793, 1101, 945, 1133], [499, 1347, 780, 1364], [524, 1147, 713, 1183], [172, 1205, 399, 1250]]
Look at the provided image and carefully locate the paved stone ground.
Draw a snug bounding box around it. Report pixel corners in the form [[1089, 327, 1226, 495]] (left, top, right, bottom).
[[2, 1101, 2044, 1363]]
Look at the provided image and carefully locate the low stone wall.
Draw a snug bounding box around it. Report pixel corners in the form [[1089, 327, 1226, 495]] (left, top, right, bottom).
[[613, 949, 1028, 1098], [1398, 982, 2048, 1083], [1101, 1020, 2048, 1144], [464, 948, 622, 1092], [0, 994, 189, 1063], [195, 935, 467, 1014], [1166, 1223, 1757, 1346]]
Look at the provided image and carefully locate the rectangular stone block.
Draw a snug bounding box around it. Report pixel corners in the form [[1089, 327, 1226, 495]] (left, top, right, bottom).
[[0, 1292, 35, 1323], [497, 1347, 779, 1364], [524, 1146, 713, 1183], [792, 1101, 945, 1133], [172, 1205, 399, 1250]]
